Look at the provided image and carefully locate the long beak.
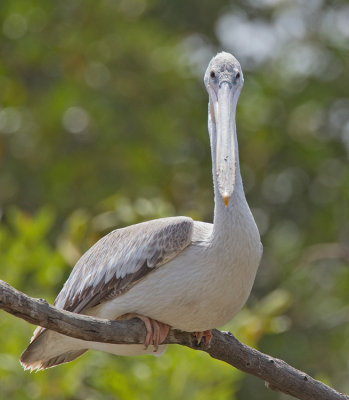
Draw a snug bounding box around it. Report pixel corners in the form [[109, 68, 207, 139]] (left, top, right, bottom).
[[214, 82, 236, 207]]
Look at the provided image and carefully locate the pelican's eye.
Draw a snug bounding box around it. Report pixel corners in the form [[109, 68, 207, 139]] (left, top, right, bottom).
[[236, 72, 240, 79], [210, 71, 215, 79]]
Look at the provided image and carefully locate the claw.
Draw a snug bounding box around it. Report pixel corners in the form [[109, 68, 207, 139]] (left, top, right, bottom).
[[123, 313, 170, 351], [192, 330, 213, 346]]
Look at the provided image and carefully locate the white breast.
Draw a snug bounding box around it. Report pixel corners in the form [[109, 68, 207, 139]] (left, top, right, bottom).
[[91, 215, 262, 332]]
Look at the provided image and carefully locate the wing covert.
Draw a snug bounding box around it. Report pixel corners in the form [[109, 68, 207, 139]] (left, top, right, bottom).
[[54, 216, 193, 314]]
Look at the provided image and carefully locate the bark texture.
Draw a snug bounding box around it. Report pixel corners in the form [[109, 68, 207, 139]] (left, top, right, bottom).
[[0, 280, 348, 400]]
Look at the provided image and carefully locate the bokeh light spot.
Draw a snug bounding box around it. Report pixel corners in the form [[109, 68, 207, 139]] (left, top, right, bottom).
[[3, 14, 27, 39], [62, 107, 90, 134]]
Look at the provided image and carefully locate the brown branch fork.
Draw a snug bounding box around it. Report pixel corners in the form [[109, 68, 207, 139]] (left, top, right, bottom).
[[0, 280, 347, 400]]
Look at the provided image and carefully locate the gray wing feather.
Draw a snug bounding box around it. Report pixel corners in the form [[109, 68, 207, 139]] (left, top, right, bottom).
[[54, 216, 193, 314]]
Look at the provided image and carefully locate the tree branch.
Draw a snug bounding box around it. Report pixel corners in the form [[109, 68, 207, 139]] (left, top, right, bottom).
[[0, 280, 347, 400]]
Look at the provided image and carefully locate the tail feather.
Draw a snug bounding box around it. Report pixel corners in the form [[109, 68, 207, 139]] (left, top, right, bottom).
[[20, 329, 87, 371], [20, 325, 169, 371]]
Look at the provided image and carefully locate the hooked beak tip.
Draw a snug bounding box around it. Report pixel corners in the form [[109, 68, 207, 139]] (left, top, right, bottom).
[[223, 194, 230, 207]]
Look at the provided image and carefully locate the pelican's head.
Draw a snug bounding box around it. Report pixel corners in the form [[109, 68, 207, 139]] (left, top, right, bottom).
[[204, 52, 244, 207]]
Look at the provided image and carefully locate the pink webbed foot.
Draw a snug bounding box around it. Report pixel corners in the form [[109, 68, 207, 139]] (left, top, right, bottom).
[[192, 330, 213, 346], [125, 313, 170, 351]]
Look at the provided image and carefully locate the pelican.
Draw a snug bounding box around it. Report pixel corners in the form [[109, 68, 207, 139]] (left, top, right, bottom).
[[20, 52, 262, 371]]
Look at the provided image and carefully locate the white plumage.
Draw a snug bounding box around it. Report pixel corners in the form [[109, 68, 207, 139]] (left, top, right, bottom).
[[20, 52, 262, 371]]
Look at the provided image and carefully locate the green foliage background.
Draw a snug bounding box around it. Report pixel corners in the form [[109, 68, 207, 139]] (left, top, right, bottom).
[[1, 0, 349, 398]]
